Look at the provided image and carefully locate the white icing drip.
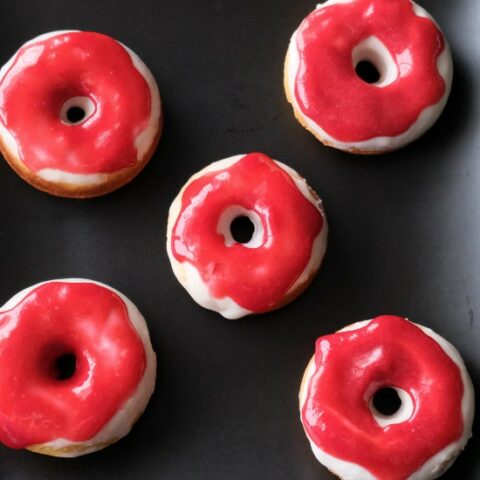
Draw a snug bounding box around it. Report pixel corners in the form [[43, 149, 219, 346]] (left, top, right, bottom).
[[0, 30, 161, 186], [286, 0, 453, 153], [166, 155, 327, 319], [0, 279, 156, 457], [300, 319, 475, 479]]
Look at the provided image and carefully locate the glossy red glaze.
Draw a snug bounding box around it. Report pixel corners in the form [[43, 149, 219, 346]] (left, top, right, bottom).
[[0, 31, 152, 173], [171, 153, 324, 312], [0, 281, 146, 449], [302, 316, 465, 479], [293, 0, 446, 142]]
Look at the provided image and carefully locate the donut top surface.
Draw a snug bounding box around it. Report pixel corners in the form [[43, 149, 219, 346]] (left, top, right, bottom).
[[302, 315, 465, 479], [170, 152, 324, 313], [0, 281, 146, 449], [292, 0, 447, 142], [0, 31, 153, 174]]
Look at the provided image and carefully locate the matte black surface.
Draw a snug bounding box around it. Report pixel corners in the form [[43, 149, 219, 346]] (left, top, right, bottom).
[[0, 1, 478, 479]]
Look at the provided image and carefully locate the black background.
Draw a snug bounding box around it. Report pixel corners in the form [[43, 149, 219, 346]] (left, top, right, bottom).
[[0, 0, 478, 479]]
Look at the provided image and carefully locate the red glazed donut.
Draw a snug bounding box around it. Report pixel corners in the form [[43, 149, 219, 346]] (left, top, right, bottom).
[[166, 152, 328, 319], [284, 0, 453, 153], [0, 31, 162, 197], [0, 279, 156, 457], [299, 316, 475, 480]]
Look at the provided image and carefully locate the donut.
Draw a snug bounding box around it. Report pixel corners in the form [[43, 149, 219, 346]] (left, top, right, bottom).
[[0, 31, 162, 198], [299, 316, 475, 479], [0, 279, 156, 457], [284, 0, 453, 154], [166, 152, 327, 319]]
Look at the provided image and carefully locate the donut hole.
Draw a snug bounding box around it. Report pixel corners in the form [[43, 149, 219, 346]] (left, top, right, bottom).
[[60, 96, 95, 125], [352, 36, 398, 87], [369, 386, 414, 427], [217, 206, 264, 248], [51, 353, 77, 381], [372, 387, 402, 416], [230, 216, 255, 244], [66, 106, 86, 123], [355, 61, 381, 84]]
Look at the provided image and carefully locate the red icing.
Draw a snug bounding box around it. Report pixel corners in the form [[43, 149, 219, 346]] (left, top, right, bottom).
[[293, 0, 446, 142], [302, 316, 465, 479], [0, 281, 146, 449], [0, 31, 152, 174], [171, 153, 324, 312]]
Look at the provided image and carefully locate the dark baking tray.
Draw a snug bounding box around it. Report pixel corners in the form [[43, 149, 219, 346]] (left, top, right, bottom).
[[0, 0, 478, 478]]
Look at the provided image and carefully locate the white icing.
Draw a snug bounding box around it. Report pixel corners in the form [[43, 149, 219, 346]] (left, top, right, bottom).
[[407, 325, 475, 480], [351, 36, 398, 88], [316, 0, 355, 6], [274, 160, 328, 296], [368, 386, 414, 428], [300, 319, 475, 480], [37, 169, 108, 186], [274, 161, 322, 209], [286, 0, 453, 152], [411, 2, 430, 20], [170, 260, 251, 320], [309, 439, 376, 480], [166, 155, 327, 319], [287, 222, 328, 296], [121, 43, 161, 162], [0, 30, 161, 187], [59, 96, 96, 126], [0, 279, 156, 457], [216, 206, 265, 249]]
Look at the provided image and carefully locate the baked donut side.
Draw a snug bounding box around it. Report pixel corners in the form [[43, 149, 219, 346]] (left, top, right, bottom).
[[166, 153, 328, 319], [0, 31, 163, 198], [299, 317, 474, 480], [284, 0, 453, 154], [0, 279, 156, 457]]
